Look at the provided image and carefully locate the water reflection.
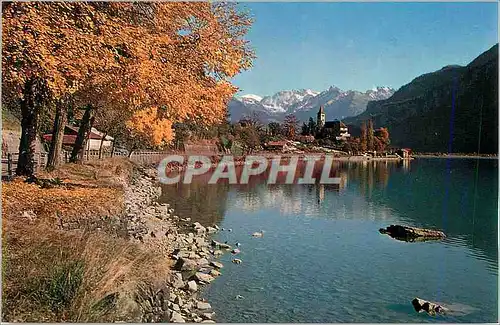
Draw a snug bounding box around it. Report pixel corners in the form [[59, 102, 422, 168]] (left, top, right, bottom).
[[159, 158, 497, 271], [159, 178, 229, 227]]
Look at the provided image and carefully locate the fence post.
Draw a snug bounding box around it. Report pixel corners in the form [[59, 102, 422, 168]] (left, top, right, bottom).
[[7, 153, 12, 178], [36, 152, 40, 173]]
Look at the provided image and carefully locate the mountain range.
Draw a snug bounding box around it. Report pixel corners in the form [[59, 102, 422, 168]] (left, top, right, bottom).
[[345, 43, 498, 154], [228, 86, 395, 123]]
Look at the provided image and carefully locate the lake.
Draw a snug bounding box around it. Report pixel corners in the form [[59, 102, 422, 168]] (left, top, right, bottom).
[[159, 157, 498, 323]]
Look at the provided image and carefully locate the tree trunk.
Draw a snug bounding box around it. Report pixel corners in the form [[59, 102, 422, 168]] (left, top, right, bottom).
[[16, 78, 45, 176], [70, 105, 95, 163], [98, 132, 108, 159], [110, 140, 116, 157], [46, 100, 67, 171]]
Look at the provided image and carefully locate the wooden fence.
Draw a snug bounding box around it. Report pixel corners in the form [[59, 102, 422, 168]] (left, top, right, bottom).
[[1, 149, 168, 177]]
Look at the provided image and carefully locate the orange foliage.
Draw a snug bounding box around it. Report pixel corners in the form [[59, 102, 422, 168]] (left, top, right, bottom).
[[2, 2, 255, 147], [126, 107, 174, 146], [2, 179, 122, 223]]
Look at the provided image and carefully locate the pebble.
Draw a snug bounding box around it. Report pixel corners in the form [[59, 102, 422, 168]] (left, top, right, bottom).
[[209, 269, 221, 277], [187, 280, 198, 292], [194, 272, 214, 283], [197, 301, 212, 310], [170, 311, 185, 323], [209, 261, 224, 269]]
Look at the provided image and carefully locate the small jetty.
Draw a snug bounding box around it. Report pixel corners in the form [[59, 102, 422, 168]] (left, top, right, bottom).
[[379, 225, 446, 242]]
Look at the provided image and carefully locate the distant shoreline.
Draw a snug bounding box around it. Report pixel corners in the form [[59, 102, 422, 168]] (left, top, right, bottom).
[[413, 154, 498, 160]]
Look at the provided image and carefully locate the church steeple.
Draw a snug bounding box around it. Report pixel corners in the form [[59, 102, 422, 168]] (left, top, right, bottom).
[[317, 105, 325, 129]]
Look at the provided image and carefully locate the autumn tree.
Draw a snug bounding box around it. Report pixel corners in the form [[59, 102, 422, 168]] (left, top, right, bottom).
[[367, 119, 375, 151], [283, 114, 299, 139], [3, 2, 255, 172], [374, 127, 390, 152], [360, 121, 368, 152], [3, 3, 136, 171], [121, 2, 255, 148]]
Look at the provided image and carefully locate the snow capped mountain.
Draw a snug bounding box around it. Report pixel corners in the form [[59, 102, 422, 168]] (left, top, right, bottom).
[[365, 86, 395, 100], [240, 94, 263, 102], [259, 89, 319, 113], [228, 85, 395, 123]]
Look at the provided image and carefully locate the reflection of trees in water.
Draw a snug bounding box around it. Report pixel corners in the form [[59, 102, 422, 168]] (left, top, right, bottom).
[[343, 160, 408, 197], [159, 181, 229, 226], [159, 158, 497, 270], [375, 158, 498, 270]]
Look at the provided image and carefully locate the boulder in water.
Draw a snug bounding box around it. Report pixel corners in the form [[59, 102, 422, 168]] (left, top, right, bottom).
[[412, 297, 448, 316], [380, 225, 446, 242]]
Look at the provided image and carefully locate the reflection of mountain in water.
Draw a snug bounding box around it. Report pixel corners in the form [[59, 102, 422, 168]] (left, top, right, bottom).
[[364, 158, 498, 271], [159, 158, 497, 271]]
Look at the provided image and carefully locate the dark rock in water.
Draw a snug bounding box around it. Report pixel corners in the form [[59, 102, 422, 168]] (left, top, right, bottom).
[[379, 225, 446, 242], [412, 297, 448, 316]]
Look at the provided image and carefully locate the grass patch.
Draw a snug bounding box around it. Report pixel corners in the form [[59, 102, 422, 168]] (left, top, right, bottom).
[[2, 158, 170, 322], [30, 261, 85, 315]]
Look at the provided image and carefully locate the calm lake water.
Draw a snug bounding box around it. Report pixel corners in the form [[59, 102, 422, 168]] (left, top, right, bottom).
[[159, 158, 498, 323]]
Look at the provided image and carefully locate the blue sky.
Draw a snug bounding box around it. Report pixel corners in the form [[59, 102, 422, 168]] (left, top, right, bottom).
[[232, 2, 498, 96]]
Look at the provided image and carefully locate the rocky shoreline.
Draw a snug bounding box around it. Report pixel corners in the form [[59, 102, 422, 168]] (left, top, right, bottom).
[[124, 166, 228, 323]]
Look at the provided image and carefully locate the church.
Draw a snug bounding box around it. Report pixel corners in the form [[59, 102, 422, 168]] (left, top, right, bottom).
[[316, 106, 351, 141]]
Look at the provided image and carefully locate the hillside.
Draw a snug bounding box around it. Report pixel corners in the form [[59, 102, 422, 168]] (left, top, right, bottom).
[[345, 44, 498, 154]]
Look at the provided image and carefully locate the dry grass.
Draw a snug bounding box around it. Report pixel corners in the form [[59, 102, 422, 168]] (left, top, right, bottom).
[[2, 158, 170, 322]]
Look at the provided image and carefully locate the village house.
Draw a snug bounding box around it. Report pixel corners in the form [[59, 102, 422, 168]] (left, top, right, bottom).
[[396, 148, 412, 159], [316, 106, 351, 141], [42, 126, 114, 151]]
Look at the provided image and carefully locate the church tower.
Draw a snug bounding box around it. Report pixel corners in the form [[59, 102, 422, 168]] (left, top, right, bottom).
[[317, 105, 326, 129]]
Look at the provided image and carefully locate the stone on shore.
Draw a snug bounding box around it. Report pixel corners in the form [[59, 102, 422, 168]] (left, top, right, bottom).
[[210, 261, 224, 269], [170, 311, 185, 323], [186, 280, 198, 292], [379, 225, 446, 242], [209, 269, 221, 277], [172, 273, 185, 289], [174, 258, 198, 272], [211, 240, 231, 249], [197, 301, 212, 311], [194, 272, 214, 283], [206, 227, 217, 234], [202, 312, 215, 320]]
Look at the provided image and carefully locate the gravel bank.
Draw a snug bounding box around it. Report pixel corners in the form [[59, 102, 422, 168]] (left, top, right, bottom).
[[125, 166, 228, 323]]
